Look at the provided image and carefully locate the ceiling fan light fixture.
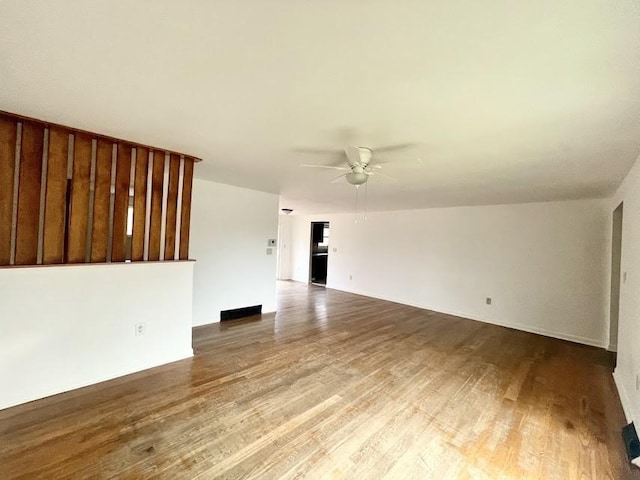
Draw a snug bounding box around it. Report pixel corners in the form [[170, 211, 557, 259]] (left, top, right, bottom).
[[346, 172, 368, 185]]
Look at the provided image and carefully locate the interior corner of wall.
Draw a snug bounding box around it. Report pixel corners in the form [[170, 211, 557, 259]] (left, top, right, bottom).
[[612, 370, 638, 425]]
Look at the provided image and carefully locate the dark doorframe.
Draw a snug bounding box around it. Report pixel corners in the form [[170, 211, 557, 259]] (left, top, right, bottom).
[[609, 202, 623, 361], [309, 222, 329, 285]]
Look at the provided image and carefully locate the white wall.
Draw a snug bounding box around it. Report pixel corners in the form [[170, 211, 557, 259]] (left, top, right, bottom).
[[190, 178, 279, 326], [608, 154, 640, 428], [277, 214, 293, 280], [290, 199, 609, 347], [0, 261, 194, 410]]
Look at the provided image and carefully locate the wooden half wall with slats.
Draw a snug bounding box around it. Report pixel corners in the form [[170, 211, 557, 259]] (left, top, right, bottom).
[[0, 111, 199, 267]]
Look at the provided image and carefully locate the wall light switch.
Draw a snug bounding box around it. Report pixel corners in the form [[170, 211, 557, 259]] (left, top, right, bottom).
[[333, 247, 337, 253], [486, 297, 492, 305], [268, 239, 276, 246], [266, 248, 273, 255], [135, 322, 145, 336], [623, 272, 628, 284]]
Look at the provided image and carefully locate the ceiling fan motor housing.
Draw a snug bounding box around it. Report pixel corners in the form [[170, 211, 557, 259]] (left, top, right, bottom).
[[357, 147, 372, 166]]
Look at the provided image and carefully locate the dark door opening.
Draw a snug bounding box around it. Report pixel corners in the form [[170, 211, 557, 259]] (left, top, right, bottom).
[[609, 202, 623, 365], [309, 222, 329, 285]]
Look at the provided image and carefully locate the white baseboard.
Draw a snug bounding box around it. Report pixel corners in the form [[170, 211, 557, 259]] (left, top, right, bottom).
[[329, 285, 607, 349]]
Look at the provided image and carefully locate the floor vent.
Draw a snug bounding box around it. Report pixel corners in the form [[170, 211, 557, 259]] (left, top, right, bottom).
[[622, 422, 640, 468], [220, 305, 262, 321]]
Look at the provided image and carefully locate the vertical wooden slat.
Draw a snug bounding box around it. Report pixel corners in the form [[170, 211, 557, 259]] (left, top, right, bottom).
[[15, 122, 44, 265], [36, 129, 50, 264], [67, 133, 92, 263], [174, 157, 185, 259], [42, 127, 69, 264], [111, 144, 132, 262], [106, 145, 118, 262], [148, 151, 165, 261], [0, 116, 17, 265], [90, 139, 113, 263], [85, 139, 97, 261], [179, 158, 194, 260], [143, 154, 153, 260], [164, 154, 180, 260], [9, 123, 21, 265], [159, 154, 169, 260], [131, 147, 148, 261]]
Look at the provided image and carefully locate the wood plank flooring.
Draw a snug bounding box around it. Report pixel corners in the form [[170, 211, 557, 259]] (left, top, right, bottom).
[[0, 281, 637, 479]]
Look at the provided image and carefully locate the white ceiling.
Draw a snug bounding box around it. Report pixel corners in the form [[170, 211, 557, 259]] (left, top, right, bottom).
[[1, 0, 639, 214]]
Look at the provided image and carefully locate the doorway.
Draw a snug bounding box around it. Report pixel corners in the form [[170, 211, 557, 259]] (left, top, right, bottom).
[[309, 222, 329, 285], [609, 202, 623, 363]]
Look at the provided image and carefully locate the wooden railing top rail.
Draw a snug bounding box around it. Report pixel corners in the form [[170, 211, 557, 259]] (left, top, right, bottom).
[[0, 110, 203, 163]]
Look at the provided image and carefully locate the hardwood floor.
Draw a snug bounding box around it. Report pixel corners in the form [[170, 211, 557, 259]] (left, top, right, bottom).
[[0, 281, 637, 479]]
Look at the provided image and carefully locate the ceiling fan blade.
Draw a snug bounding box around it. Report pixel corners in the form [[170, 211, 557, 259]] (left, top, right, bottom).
[[294, 147, 343, 155], [369, 171, 399, 182], [374, 157, 423, 168], [344, 146, 362, 167], [299, 164, 350, 171], [373, 143, 415, 153], [330, 173, 348, 183]]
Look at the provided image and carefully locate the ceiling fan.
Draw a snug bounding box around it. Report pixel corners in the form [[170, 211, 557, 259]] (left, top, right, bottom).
[[299, 143, 414, 187]]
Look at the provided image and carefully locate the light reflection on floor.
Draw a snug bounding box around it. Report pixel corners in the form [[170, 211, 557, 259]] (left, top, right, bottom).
[[275, 281, 330, 333]]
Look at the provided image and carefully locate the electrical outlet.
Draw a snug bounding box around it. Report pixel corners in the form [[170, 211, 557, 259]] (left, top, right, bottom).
[[333, 247, 337, 253], [349, 275, 352, 280], [135, 322, 145, 336], [623, 272, 628, 284], [486, 297, 492, 305], [266, 248, 273, 255]]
